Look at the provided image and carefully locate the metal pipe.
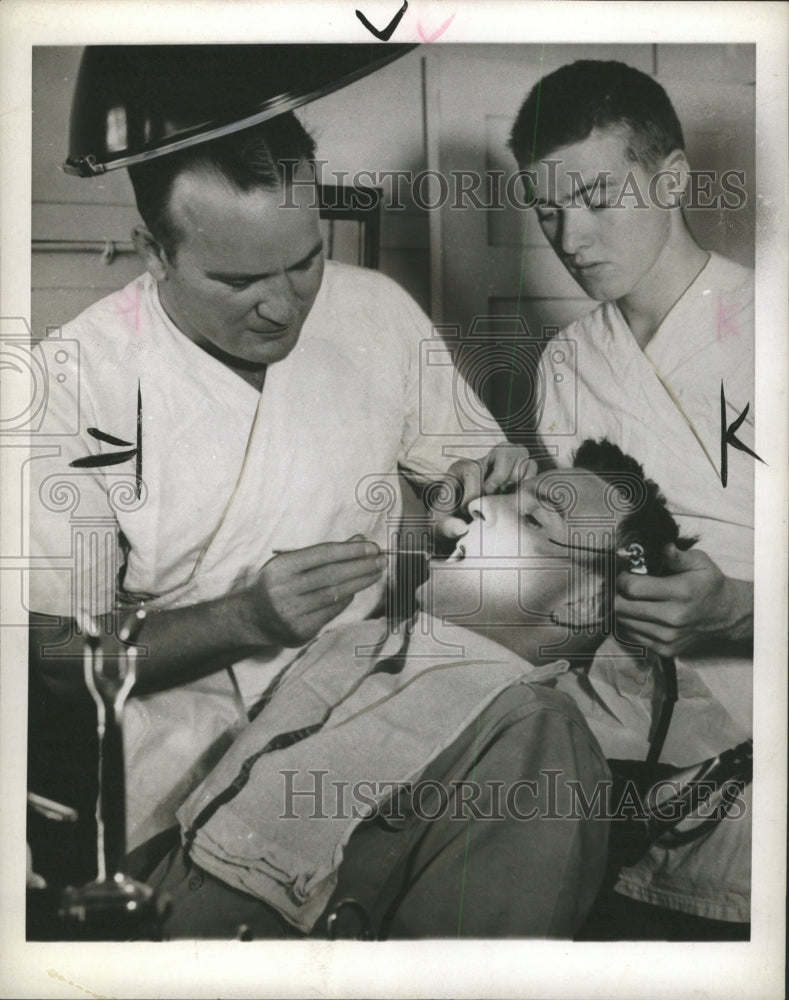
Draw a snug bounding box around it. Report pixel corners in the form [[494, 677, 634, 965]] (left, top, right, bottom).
[[32, 239, 136, 263]]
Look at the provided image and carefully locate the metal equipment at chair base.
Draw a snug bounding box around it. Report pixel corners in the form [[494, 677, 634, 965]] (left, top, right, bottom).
[[53, 614, 169, 939]]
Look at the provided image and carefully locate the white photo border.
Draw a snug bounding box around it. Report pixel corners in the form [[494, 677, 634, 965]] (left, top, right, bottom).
[[1, 2, 786, 998]]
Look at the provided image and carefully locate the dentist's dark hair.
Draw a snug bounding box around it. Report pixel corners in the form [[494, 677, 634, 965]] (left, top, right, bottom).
[[128, 112, 317, 259]]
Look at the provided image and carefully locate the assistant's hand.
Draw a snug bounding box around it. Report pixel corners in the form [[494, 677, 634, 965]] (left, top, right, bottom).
[[615, 544, 753, 657], [435, 444, 537, 542], [244, 535, 387, 647]]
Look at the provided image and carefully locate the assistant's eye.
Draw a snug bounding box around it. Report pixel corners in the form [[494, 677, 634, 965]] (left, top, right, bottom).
[[222, 279, 254, 291], [523, 513, 542, 528]]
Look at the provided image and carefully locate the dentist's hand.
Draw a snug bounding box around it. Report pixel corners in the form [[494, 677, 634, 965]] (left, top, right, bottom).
[[434, 444, 537, 543], [245, 535, 387, 646]]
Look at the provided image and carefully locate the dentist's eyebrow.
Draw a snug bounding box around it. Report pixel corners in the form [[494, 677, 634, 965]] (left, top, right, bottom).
[[206, 240, 324, 282]]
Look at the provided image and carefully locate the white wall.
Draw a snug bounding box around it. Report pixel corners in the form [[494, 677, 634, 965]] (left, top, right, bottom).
[[32, 44, 755, 341]]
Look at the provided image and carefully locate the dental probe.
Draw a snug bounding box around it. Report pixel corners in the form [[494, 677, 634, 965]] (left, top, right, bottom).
[[272, 548, 432, 560]]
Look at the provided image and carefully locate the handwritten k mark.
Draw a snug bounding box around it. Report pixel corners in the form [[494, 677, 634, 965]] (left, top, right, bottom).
[[720, 382, 765, 488], [70, 381, 144, 499], [356, 1, 408, 40]]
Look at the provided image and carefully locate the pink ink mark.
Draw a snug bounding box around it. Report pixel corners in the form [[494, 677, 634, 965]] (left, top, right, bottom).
[[417, 12, 455, 42], [716, 296, 741, 342], [115, 283, 142, 331]]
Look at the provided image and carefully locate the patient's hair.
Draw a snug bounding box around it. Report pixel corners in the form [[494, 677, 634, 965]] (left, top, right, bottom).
[[571, 438, 696, 579], [128, 112, 317, 258], [508, 60, 684, 169]]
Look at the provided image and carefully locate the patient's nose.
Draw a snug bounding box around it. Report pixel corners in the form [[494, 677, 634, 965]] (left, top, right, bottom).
[[469, 493, 518, 522], [463, 494, 515, 558], [466, 496, 487, 520], [466, 496, 502, 546]]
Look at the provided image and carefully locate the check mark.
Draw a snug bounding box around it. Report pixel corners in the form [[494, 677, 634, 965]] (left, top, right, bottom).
[[417, 12, 455, 42], [356, 1, 408, 40]]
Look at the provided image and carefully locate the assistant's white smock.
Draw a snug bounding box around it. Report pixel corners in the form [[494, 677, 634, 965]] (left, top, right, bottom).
[[538, 252, 754, 921], [28, 261, 504, 850]]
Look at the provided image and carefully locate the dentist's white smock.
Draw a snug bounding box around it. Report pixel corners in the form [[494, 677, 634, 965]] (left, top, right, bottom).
[[29, 261, 503, 850]]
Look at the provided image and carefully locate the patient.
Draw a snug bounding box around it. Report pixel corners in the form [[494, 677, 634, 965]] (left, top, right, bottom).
[[134, 439, 690, 940]]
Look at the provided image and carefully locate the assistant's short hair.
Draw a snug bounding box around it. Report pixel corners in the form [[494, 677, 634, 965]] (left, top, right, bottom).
[[128, 112, 317, 258], [508, 60, 684, 169], [571, 438, 696, 579]]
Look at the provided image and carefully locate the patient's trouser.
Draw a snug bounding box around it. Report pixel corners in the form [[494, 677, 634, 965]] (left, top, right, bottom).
[[148, 685, 610, 938]]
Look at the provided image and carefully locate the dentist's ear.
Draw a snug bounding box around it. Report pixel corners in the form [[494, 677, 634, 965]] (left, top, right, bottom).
[[132, 225, 169, 281]]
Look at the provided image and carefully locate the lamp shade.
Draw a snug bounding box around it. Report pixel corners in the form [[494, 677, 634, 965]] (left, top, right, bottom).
[[64, 44, 416, 176]]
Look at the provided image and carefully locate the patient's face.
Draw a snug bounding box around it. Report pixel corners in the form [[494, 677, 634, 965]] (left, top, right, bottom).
[[418, 468, 621, 631]]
